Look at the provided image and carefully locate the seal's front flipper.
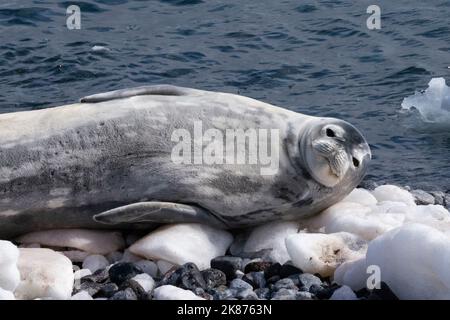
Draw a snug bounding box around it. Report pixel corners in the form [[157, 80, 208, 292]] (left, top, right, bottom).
[[93, 202, 228, 229], [80, 85, 202, 103]]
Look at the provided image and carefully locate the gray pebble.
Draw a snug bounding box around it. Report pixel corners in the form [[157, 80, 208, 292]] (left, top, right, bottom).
[[274, 278, 298, 291], [254, 288, 270, 300], [243, 271, 266, 289], [271, 288, 297, 300], [298, 274, 322, 291], [430, 191, 445, 206], [212, 285, 234, 300], [296, 291, 314, 300], [211, 256, 243, 280], [109, 288, 137, 300], [201, 268, 226, 289], [229, 278, 253, 292], [411, 189, 435, 205]]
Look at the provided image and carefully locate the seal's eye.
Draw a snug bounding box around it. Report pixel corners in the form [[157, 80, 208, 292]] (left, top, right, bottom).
[[352, 157, 360, 168], [326, 128, 336, 137]]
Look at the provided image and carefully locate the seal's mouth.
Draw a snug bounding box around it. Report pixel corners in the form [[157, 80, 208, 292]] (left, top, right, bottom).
[[312, 138, 349, 178]]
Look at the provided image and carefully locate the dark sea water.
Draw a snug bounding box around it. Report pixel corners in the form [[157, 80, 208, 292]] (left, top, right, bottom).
[[0, 0, 449, 190]]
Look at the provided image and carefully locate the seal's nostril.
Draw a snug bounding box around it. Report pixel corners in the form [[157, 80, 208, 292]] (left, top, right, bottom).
[[326, 128, 335, 137], [353, 157, 360, 168]]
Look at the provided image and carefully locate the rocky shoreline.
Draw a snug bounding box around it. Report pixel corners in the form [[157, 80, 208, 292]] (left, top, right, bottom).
[[1, 182, 450, 300]]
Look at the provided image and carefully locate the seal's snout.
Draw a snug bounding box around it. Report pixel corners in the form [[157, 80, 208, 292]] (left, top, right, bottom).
[[312, 138, 349, 177]]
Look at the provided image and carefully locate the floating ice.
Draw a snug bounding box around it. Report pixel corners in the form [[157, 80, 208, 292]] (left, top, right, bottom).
[[401, 77, 450, 123]]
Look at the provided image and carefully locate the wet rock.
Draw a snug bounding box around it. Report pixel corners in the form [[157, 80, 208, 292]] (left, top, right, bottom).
[[295, 291, 314, 300], [244, 261, 273, 274], [266, 275, 281, 285], [254, 288, 270, 299], [240, 289, 258, 300], [109, 288, 138, 300], [193, 287, 212, 300], [280, 262, 302, 278], [135, 260, 158, 278], [271, 288, 297, 300], [411, 189, 435, 205], [201, 268, 226, 289], [95, 282, 119, 298], [273, 278, 298, 291], [309, 284, 337, 299], [242, 271, 266, 289], [211, 285, 234, 300], [229, 278, 253, 292], [298, 273, 322, 291], [430, 191, 445, 206], [82, 267, 109, 284], [78, 280, 102, 296], [179, 263, 206, 291], [108, 262, 142, 286], [121, 279, 149, 300], [264, 262, 281, 279], [211, 256, 242, 280]]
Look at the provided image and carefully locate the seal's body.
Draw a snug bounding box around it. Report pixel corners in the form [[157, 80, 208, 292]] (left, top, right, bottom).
[[0, 85, 371, 238]]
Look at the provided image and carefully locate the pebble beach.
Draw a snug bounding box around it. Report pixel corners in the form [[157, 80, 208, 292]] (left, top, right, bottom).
[[1, 182, 449, 300]]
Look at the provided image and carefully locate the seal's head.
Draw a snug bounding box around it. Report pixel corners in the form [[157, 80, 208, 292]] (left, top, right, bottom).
[[300, 118, 371, 187]]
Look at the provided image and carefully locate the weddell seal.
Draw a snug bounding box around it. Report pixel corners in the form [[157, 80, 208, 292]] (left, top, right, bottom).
[[0, 85, 371, 238]]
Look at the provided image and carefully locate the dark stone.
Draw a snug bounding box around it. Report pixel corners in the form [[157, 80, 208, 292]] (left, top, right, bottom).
[[242, 271, 266, 289], [240, 289, 258, 300], [229, 278, 253, 292], [430, 191, 445, 206], [266, 275, 281, 285], [78, 281, 102, 296], [309, 284, 336, 299], [412, 189, 435, 205], [201, 268, 226, 289], [179, 263, 206, 290], [158, 263, 206, 291], [264, 262, 281, 279], [121, 279, 149, 300], [211, 256, 243, 280], [368, 282, 399, 300], [280, 262, 302, 278], [109, 288, 138, 300], [254, 288, 270, 300], [271, 288, 297, 300], [81, 268, 109, 284], [298, 273, 322, 291], [358, 179, 378, 190], [95, 282, 119, 298], [211, 285, 234, 300], [158, 266, 181, 286], [273, 278, 298, 291], [244, 261, 273, 274], [108, 263, 142, 286], [295, 291, 314, 300], [194, 288, 213, 300]]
